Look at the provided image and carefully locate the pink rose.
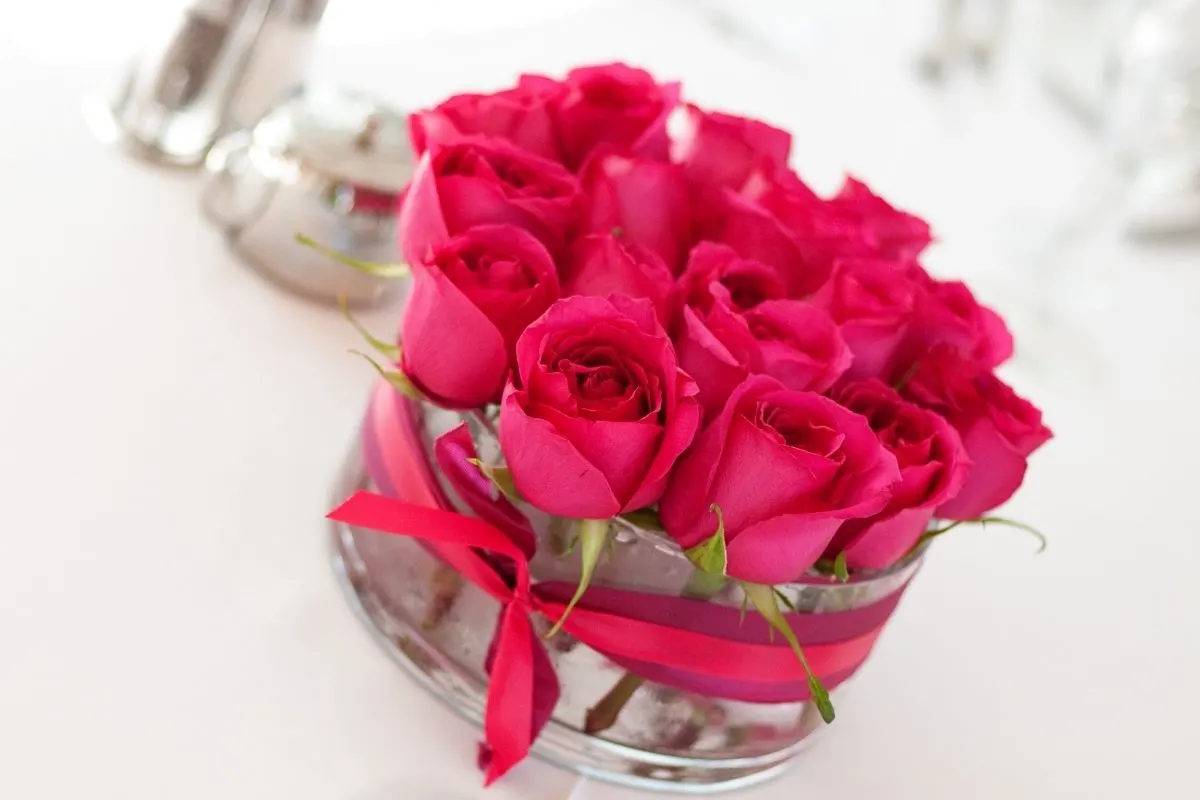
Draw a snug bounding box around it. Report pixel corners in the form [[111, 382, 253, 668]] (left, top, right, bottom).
[[579, 151, 691, 271], [671, 104, 792, 189], [660, 375, 901, 584], [743, 301, 852, 391], [809, 258, 917, 380], [902, 346, 1052, 519], [824, 380, 969, 570], [397, 137, 582, 266], [408, 74, 564, 162], [562, 234, 675, 325], [553, 63, 681, 169], [906, 279, 1014, 370], [827, 177, 932, 261], [499, 295, 702, 519], [703, 169, 870, 297], [675, 241, 786, 316], [401, 224, 559, 408], [675, 298, 851, 418]]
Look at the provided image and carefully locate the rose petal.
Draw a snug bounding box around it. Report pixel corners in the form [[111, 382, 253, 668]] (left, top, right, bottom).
[[725, 513, 843, 584], [708, 414, 838, 535], [837, 506, 936, 571], [563, 235, 675, 326], [537, 405, 663, 506], [934, 418, 1029, 520], [499, 388, 621, 519], [397, 154, 452, 267], [626, 374, 702, 510], [675, 307, 749, 416], [401, 268, 508, 408]]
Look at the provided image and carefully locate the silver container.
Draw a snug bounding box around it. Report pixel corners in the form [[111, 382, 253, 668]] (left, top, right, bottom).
[[94, 0, 331, 167], [203, 87, 414, 306], [329, 395, 924, 793]]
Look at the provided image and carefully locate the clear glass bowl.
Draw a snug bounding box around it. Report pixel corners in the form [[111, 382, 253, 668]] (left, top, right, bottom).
[[329, 395, 924, 793]]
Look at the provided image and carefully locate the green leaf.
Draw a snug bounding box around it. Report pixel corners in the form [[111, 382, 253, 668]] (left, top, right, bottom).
[[351, 351, 422, 400], [544, 518, 611, 639], [978, 516, 1048, 553], [683, 568, 726, 598], [773, 588, 798, 613], [295, 233, 409, 278], [909, 519, 967, 554], [908, 516, 1047, 557], [742, 582, 835, 724], [684, 504, 727, 576], [832, 552, 850, 583], [466, 459, 521, 501], [618, 507, 664, 532], [339, 294, 400, 360]]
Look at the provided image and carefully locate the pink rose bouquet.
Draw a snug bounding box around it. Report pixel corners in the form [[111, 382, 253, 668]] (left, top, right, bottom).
[[322, 62, 1052, 787]]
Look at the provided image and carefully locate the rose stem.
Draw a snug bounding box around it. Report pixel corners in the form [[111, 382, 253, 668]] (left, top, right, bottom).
[[585, 567, 725, 735], [585, 672, 645, 735], [421, 562, 464, 631]]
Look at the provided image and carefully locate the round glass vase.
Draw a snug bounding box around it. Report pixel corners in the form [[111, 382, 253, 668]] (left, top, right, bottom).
[[329, 393, 923, 794]]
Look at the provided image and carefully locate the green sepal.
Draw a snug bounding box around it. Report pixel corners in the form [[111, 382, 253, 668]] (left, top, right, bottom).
[[684, 504, 727, 576], [339, 294, 400, 361], [742, 582, 835, 724], [295, 233, 409, 278], [683, 569, 726, 598], [351, 351, 422, 400], [773, 588, 798, 613], [466, 459, 521, 501], [544, 518, 611, 639]]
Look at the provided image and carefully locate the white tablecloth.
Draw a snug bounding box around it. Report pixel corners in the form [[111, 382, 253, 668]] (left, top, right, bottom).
[[2, 2, 1198, 798]]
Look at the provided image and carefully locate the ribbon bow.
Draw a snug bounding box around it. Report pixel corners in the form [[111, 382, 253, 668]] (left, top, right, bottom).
[[329, 490, 902, 784]]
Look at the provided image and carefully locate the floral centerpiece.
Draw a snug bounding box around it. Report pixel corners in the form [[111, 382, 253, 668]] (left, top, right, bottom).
[[317, 62, 1052, 791]]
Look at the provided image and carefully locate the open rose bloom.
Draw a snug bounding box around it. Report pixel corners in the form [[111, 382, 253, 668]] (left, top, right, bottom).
[[328, 62, 1052, 791]]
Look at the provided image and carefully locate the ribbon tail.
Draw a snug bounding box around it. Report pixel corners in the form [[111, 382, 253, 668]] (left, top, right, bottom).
[[482, 601, 536, 786]]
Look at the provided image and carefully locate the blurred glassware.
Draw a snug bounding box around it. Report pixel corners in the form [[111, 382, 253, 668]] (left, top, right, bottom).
[[202, 86, 413, 306], [1036, 0, 1200, 236], [1036, 0, 1139, 125], [918, 0, 1012, 83], [90, 0, 330, 167], [1106, 0, 1200, 236]]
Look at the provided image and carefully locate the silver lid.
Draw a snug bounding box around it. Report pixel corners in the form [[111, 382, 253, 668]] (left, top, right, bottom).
[[256, 88, 414, 193]]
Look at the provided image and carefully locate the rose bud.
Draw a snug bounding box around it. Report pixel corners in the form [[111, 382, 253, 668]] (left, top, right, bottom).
[[660, 374, 901, 584], [901, 346, 1052, 520], [671, 104, 792, 190], [397, 137, 582, 266], [809, 258, 917, 380], [675, 241, 786, 318], [827, 177, 932, 261], [701, 168, 871, 297], [499, 294, 701, 519], [824, 380, 969, 570], [553, 63, 681, 169], [401, 224, 560, 408], [562, 234, 675, 326], [408, 74, 565, 163], [675, 298, 851, 418], [905, 279, 1014, 370], [579, 151, 691, 271]]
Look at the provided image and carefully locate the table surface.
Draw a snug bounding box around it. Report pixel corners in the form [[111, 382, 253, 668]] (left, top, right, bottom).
[[3, 1, 1198, 798]]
